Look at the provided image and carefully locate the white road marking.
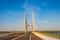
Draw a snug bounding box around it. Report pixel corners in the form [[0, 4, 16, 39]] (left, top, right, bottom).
[[29, 33, 31, 40], [6, 35, 17, 38], [12, 35, 24, 40]]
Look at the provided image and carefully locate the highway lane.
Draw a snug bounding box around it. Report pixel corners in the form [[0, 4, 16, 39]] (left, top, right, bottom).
[[0, 34, 20, 40], [31, 32, 43, 40], [0, 33, 25, 40], [14, 32, 30, 40], [0, 32, 43, 40], [12, 32, 43, 40]]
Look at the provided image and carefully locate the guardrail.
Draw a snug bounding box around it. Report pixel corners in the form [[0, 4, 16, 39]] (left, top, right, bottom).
[[36, 32, 60, 39], [43, 33, 60, 39]]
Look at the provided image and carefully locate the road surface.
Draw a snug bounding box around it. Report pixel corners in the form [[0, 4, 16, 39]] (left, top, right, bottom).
[[0, 34, 19, 40], [0, 32, 43, 40]]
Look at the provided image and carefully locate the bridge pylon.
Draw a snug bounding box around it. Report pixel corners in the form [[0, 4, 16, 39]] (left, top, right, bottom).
[[24, 11, 35, 33]]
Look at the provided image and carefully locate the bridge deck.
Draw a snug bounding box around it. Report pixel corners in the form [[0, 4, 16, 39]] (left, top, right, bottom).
[[0, 32, 59, 40], [12, 32, 43, 40]]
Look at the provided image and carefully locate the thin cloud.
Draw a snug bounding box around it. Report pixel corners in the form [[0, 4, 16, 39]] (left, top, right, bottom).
[[23, 0, 40, 12], [41, 2, 49, 9], [23, 0, 28, 10], [6, 11, 24, 17], [7, 11, 19, 16], [41, 2, 47, 6], [43, 20, 48, 23]]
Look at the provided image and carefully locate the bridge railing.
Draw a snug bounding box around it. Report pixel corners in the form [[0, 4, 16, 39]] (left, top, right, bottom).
[[36, 32, 60, 39], [43, 33, 60, 39]]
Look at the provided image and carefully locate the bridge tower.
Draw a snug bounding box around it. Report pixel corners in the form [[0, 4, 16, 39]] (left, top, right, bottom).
[[24, 11, 35, 33]]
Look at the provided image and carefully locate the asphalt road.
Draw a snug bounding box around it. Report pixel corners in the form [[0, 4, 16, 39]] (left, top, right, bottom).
[[0, 32, 43, 40], [31, 32, 43, 40], [0, 34, 19, 40]]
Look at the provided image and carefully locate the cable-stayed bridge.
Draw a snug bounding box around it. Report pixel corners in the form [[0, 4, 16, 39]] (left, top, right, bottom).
[[0, 12, 60, 40]]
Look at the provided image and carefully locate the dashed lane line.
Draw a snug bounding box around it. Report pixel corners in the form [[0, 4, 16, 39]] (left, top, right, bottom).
[[12, 35, 24, 40], [29, 33, 31, 40]]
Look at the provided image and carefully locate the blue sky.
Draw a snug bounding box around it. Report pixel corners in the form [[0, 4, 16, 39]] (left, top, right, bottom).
[[0, 0, 60, 31]]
